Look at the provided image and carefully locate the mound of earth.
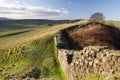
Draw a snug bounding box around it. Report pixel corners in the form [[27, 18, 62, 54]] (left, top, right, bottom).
[[68, 22, 120, 50]]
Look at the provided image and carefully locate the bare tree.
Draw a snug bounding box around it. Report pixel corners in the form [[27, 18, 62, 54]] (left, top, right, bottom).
[[90, 12, 105, 21]]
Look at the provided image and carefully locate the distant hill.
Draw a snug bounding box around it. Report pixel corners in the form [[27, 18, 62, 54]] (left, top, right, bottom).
[[0, 19, 71, 25], [0, 19, 82, 31], [0, 19, 72, 32], [0, 17, 12, 20]]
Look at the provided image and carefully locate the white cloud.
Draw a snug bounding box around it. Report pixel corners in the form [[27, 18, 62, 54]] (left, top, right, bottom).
[[0, 0, 68, 19], [14, 0, 20, 4], [0, 0, 6, 2]]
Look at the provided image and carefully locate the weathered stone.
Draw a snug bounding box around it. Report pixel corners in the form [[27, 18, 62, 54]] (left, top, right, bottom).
[[106, 64, 112, 69], [117, 56, 120, 62], [109, 61, 115, 66], [102, 57, 107, 62], [56, 23, 120, 80], [89, 61, 93, 66], [79, 61, 84, 66], [112, 56, 117, 61], [109, 69, 114, 74]]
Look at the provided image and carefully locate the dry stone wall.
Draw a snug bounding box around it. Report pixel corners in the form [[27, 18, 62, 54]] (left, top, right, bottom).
[[55, 22, 120, 80]]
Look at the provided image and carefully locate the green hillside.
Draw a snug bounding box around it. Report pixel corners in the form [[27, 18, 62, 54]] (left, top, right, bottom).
[[0, 20, 119, 80], [0, 19, 70, 31], [0, 19, 84, 80], [0, 35, 66, 80]]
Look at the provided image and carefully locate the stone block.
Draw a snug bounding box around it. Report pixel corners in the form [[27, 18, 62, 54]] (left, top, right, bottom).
[[112, 56, 117, 61]]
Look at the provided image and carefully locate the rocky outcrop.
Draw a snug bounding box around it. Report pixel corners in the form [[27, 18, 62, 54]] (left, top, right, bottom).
[[55, 22, 120, 80]]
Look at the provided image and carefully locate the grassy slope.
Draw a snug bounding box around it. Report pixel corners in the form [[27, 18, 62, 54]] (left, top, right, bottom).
[[105, 20, 120, 28], [0, 19, 70, 31], [0, 20, 85, 49], [112, 21, 120, 28], [0, 20, 85, 80], [0, 35, 66, 80], [0, 20, 120, 80]]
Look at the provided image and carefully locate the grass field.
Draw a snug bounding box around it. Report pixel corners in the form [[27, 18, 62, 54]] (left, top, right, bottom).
[[0, 20, 85, 80], [111, 21, 120, 27], [105, 20, 120, 28], [0, 35, 66, 80], [0, 20, 120, 80], [0, 20, 85, 49]]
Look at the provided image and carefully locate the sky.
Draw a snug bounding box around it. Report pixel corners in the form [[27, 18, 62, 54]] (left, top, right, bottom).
[[0, 0, 120, 20]]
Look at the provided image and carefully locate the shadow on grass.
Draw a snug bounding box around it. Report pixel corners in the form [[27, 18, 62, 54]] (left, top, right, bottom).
[[0, 30, 32, 38]]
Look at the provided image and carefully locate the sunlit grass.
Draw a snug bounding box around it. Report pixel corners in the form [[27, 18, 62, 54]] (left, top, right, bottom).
[[0, 20, 85, 49], [0, 35, 66, 80], [0, 20, 92, 80]]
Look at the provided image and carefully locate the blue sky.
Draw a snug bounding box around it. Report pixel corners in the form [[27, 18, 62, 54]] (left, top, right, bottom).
[[0, 0, 120, 20]]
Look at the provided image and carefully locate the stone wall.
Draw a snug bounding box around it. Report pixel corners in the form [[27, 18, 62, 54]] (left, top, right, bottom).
[[55, 22, 120, 80]]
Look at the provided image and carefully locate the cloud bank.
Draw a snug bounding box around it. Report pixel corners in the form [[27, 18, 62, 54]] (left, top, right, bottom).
[[0, 0, 68, 19]]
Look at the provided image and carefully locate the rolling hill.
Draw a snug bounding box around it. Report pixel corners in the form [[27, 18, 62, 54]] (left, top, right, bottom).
[[0, 17, 12, 20], [0, 19, 85, 80], [0, 19, 119, 80]]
